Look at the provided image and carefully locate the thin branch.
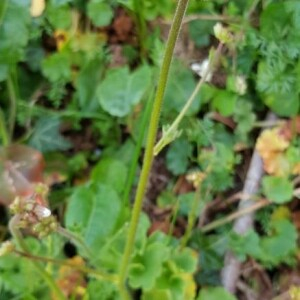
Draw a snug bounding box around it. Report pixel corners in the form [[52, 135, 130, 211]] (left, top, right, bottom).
[[201, 198, 270, 233]]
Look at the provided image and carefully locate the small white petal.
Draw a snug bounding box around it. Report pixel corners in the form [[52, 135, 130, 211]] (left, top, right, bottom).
[[34, 205, 51, 218]]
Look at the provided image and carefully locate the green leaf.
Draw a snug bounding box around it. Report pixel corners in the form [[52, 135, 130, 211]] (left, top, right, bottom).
[[229, 230, 262, 261], [65, 183, 122, 252], [262, 176, 294, 203], [0, 0, 31, 67], [197, 287, 237, 300], [97, 65, 152, 117], [129, 242, 170, 290], [212, 90, 237, 116], [142, 289, 171, 300], [46, 1, 72, 29], [264, 92, 299, 117], [91, 158, 128, 194], [173, 248, 198, 273], [75, 57, 104, 112], [28, 117, 71, 152], [87, 0, 114, 27], [87, 280, 121, 300], [163, 61, 201, 118], [42, 52, 72, 83], [166, 139, 192, 175], [188, 20, 214, 47], [259, 219, 297, 266]]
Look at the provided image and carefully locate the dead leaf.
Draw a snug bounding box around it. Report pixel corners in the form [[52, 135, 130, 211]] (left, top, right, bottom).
[[256, 127, 290, 175], [55, 256, 87, 300]]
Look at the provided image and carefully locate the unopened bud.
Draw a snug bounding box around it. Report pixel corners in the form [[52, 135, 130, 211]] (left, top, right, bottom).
[[0, 241, 15, 257], [214, 23, 233, 44]]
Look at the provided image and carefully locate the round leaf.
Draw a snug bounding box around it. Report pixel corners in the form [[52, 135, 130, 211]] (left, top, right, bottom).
[[262, 176, 294, 203], [87, 0, 113, 27]]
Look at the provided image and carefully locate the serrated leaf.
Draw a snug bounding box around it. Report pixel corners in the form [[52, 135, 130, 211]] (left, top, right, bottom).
[[262, 176, 294, 203], [97, 65, 152, 117], [129, 242, 169, 290], [166, 139, 192, 175], [91, 158, 128, 194], [87, 0, 113, 27], [173, 248, 198, 273], [197, 287, 237, 300], [42, 52, 72, 82], [65, 183, 122, 252], [28, 117, 71, 152]]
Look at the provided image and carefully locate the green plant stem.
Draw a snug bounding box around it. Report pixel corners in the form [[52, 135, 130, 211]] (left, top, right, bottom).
[[201, 198, 270, 233], [0, 108, 9, 146], [122, 96, 153, 206], [13, 250, 118, 283], [118, 0, 190, 291], [9, 215, 66, 300], [7, 75, 17, 141], [133, 0, 147, 57], [57, 226, 93, 258], [0, 0, 8, 27], [154, 42, 223, 155], [180, 185, 201, 248]]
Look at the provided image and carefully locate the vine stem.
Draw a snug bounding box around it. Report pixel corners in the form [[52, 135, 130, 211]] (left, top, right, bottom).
[[9, 215, 66, 300], [154, 42, 223, 155], [118, 0, 190, 291]]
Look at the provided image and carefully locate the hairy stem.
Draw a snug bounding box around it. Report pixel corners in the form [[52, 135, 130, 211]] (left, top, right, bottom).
[[118, 0, 190, 291], [9, 215, 66, 300], [122, 96, 153, 206]]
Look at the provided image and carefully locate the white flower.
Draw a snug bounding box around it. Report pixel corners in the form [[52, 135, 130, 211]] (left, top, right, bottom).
[[190, 59, 213, 82]]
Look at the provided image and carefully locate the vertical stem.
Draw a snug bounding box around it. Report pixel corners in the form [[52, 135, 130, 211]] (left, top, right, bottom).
[[7, 75, 17, 141], [180, 185, 201, 248], [0, 108, 9, 146], [154, 42, 223, 155], [9, 216, 66, 300], [133, 0, 147, 57], [118, 0, 190, 289], [122, 96, 153, 206]]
